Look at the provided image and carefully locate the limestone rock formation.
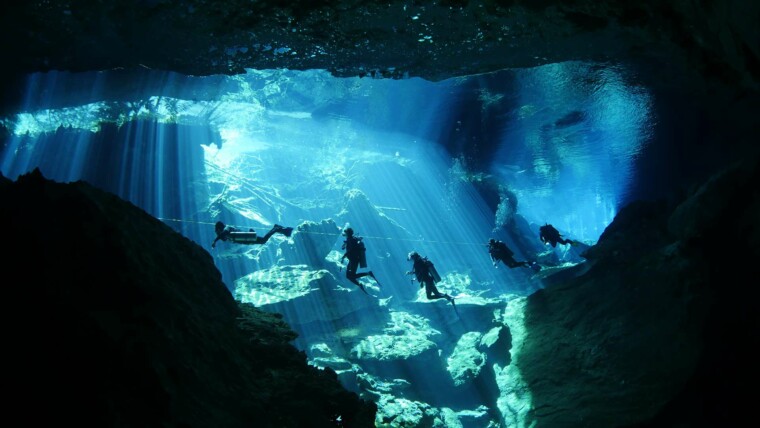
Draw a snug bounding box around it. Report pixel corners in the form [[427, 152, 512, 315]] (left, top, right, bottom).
[[516, 154, 760, 427], [1, 168, 377, 428]]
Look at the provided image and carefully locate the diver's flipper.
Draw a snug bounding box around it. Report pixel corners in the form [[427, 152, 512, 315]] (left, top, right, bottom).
[[368, 271, 381, 286], [448, 296, 461, 317], [273, 224, 294, 237]]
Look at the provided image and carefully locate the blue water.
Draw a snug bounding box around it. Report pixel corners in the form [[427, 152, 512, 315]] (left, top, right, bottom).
[[0, 62, 658, 426], [1, 62, 651, 245]]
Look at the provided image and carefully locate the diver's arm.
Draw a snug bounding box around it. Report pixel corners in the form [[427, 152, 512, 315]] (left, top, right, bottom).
[[212, 229, 231, 248], [406, 269, 417, 285]]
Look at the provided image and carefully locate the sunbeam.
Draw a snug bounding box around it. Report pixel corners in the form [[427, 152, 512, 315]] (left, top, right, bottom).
[[0, 64, 653, 427]]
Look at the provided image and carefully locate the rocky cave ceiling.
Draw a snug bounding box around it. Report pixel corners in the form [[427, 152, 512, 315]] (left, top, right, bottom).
[[1, 0, 758, 102]]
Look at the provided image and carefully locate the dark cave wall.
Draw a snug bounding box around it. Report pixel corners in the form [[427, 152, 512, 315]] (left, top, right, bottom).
[[1, 169, 377, 428], [517, 154, 760, 427]]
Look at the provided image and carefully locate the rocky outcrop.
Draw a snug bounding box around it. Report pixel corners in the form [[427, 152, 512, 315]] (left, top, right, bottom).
[[1, 0, 758, 122], [2, 1, 757, 91], [514, 154, 760, 427], [1, 168, 376, 428]]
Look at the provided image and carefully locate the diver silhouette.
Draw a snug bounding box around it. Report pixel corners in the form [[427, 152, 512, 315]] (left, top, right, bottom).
[[488, 238, 536, 269], [340, 227, 380, 294], [211, 221, 293, 249], [406, 251, 455, 306], [487, 239, 540, 270], [539, 224, 577, 248]]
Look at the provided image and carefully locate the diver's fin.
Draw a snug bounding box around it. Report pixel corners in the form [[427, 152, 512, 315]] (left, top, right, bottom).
[[448, 296, 461, 318], [368, 271, 381, 286], [273, 224, 294, 237]]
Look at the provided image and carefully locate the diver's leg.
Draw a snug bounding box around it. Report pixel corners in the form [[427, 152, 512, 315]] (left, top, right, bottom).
[[426, 284, 447, 300], [346, 260, 367, 292], [346, 260, 359, 280], [350, 279, 368, 294], [349, 277, 368, 294], [255, 227, 279, 244], [505, 259, 523, 269], [425, 284, 437, 300], [347, 277, 365, 291], [274, 224, 293, 237]]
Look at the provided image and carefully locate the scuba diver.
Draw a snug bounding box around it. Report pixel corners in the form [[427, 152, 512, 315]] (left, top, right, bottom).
[[340, 227, 380, 294], [487, 239, 540, 270], [406, 251, 455, 306], [539, 224, 577, 247], [211, 221, 293, 249]]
